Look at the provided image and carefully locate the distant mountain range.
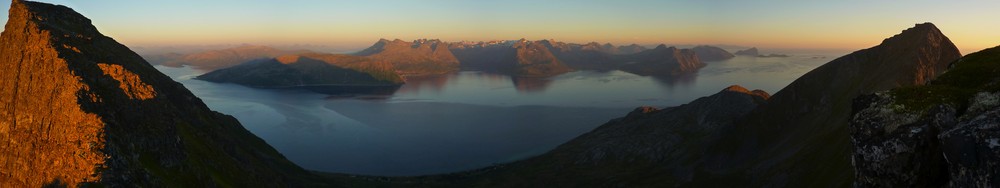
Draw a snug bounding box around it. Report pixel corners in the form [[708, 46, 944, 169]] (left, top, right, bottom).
[[617, 45, 703, 76], [734, 47, 759, 56], [145, 39, 753, 90], [145, 45, 313, 70], [448, 39, 573, 77], [354, 39, 460, 75], [196, 53, 403, 94], [145, 39, 752, 80], [691, 45, 736, 62]]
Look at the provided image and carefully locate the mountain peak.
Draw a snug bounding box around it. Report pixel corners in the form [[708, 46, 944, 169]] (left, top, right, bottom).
[[275, 54, 301, 64], [881, 22, 950, 50], [9, 0, 99, 38], [723, 22, 961, 185], [2, 1, 313, 186], [721, 85, 770, 100], [722, 85, 751, 93]]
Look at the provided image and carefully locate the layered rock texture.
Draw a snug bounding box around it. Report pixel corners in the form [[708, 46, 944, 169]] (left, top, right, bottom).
[[850, 45, 1000, 187], [196, 53, 403, 87], [617, 45, 704, 76], [147, 45, 311, 70], [355, 39, 460, 75], [690, 45, 735, 62], [0, 1, 332, 187]]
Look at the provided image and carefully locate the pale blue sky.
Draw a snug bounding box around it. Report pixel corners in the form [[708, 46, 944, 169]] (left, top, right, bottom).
[[2, 0, 999, 52]]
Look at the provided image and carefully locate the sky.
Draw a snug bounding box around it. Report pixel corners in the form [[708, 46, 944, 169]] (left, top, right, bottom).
[[2, 0, 999, 53]]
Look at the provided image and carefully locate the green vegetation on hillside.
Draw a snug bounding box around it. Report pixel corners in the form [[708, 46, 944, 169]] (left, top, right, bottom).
[[891, 45, 1000, 113]]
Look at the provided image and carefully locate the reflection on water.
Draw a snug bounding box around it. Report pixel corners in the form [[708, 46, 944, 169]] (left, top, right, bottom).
[[650, 74, 697, 88], [300, 85, 401, 96], [510, 77, 553, 93], [152, 50, 846, 176]]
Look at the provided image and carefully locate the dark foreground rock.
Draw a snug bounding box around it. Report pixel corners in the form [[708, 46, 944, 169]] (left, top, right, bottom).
[[851, 44, 1000, 187]]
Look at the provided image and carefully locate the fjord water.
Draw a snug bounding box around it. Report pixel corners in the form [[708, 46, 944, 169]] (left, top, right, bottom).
[[154, 50, 844, 176]]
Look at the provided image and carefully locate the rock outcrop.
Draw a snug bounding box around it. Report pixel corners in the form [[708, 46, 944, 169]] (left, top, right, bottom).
[[196, 53, 403, 88], [0, 1, 330, 187], [850, 45, 1000, 187], [691, 45, 735, 62], [734, 47, 759, 56], [617, 45, 704, 76], [355, 39, 460, 75]]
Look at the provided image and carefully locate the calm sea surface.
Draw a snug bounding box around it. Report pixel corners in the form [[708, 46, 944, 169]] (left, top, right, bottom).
[[154, 50, 846, 176]]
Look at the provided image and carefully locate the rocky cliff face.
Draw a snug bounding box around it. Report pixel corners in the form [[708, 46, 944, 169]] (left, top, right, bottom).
[[618, 45, 704, 76], [691, 45, 735, 62], [850, 45, 1000, 187], [196, 53, 403, 88], [697, 22, 962, 187], [355, 38, 460, 75], [734, 47, 759, 56], [0, 1, 329, 187]]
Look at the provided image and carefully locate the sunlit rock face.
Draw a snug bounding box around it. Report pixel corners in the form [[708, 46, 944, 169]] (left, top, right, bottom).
[[0, 1, 315, 187], [355, 38, 461, 75]]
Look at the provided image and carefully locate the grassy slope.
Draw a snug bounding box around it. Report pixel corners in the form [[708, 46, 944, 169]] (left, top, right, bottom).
[[892, 46, 1000, 113]]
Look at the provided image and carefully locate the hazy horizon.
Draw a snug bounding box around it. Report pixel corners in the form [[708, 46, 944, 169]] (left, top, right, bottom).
[[2, 0, 998, 53]]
